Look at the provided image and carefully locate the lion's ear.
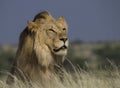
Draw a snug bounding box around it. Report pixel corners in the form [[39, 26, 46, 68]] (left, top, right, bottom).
[[27, 21, 38, 31], [33, 11, 53, 22], [34, 11, 54, 24]]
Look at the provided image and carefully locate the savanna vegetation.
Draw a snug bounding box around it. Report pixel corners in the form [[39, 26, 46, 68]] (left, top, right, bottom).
[[0, 41, 120, 88]]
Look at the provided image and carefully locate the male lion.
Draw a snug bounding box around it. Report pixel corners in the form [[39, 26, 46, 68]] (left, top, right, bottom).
[[7, 11, 68, 85]]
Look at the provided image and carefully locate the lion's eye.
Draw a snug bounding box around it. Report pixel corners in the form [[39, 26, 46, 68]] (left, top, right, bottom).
[[63, 28, 66, 31], [49, 29, 56, 33], [47, 29, 57, 38]]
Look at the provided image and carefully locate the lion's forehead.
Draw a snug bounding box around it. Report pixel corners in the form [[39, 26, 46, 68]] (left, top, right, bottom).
[[55, 23, 67, 33], [57, 23, 65, 28]]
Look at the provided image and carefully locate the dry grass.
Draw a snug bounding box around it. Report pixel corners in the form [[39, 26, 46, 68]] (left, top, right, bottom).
[[0, 67, 120, 88]]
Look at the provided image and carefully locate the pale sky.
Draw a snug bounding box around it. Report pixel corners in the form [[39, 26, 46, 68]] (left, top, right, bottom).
[[0, 0, 120, 44]]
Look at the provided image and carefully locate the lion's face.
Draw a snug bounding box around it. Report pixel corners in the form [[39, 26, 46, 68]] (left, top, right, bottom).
[[28, 17, 68, 56], [45, 17, 68, 56]]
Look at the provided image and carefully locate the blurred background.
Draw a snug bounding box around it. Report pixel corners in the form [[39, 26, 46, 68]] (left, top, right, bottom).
[[0, 0, 120, 74]]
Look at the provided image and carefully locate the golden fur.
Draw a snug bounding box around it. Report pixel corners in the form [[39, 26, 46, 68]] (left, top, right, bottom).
[[7, 11, 68, 84]]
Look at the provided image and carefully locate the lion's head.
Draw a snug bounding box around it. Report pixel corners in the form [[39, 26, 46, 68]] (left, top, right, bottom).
[[26, 11, 68, 67]]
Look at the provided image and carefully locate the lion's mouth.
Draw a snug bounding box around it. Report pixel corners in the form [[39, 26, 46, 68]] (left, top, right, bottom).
[[53, 45, 67, 52]]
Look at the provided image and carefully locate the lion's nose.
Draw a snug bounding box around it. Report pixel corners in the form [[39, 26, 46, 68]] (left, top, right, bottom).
[[60, 38, 68, 42]]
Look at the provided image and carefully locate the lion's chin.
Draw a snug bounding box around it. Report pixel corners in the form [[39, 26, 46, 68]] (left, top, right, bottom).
[[54, 49, 67, 56], [53, 45, 67, 56]]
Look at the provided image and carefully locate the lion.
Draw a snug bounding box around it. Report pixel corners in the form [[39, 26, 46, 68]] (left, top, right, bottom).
[[7, 11, 68, 85]]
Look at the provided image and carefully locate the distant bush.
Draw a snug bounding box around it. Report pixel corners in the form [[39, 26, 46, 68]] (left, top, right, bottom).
[[0, 50, 15, 71], [93, 44, 120, 68], [71, 40, 84, 45]]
